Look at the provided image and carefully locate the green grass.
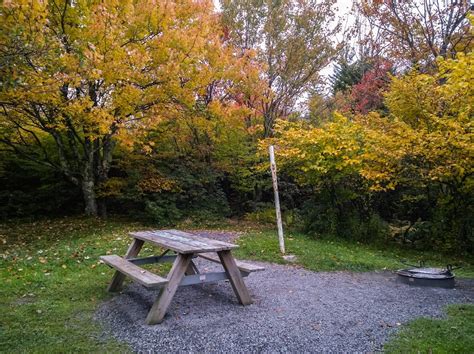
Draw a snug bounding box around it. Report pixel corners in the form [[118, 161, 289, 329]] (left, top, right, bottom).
[[0, 217, 149, 353], [385, 304, 474, 353], [234, 230, 474, 277], [1, 217, 472, 352]]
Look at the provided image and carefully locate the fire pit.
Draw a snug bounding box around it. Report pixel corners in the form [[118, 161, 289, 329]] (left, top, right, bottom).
[[397, 261, 457, 288]]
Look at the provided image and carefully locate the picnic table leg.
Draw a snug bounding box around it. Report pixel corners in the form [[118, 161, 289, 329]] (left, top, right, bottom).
[[145, 253, 193, 325], [217, 250, 253, 305], [185, 260, 199, 275], [107, 238, 144, 292]]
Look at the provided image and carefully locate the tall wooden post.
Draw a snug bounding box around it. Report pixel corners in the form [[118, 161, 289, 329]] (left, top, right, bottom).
[[269, 145, 285, 254]]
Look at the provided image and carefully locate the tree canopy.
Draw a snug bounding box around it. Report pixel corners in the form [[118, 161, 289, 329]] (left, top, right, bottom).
[[0, 0, 472, 254], [0, 0, 260, 215], [221, 0, 339, 136]]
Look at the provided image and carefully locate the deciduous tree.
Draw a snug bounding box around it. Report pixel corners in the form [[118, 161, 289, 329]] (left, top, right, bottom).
[[221, 0, 339, 136], [0, 0, 257, 216], [355, 0, 473, 70]]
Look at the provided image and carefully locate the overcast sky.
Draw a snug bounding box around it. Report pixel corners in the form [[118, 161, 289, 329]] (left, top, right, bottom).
[[336, 0, 353, 14], [322, 0, 354, 77]]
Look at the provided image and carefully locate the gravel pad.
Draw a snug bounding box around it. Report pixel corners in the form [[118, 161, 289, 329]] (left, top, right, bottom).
[[96, 235, 473, 352]]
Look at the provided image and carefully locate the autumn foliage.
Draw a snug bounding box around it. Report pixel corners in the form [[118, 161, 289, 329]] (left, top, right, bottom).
[[349, 61, 392, 114], [268, 52, 473, 252], [0, 0, 262, 216], [0, 0, 472, 254]]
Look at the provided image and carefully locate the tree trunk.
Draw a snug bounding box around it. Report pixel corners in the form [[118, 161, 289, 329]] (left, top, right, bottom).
[[82, 137, 98, 216], [264, 111, 275, 138], [82, 177, 98, 216], [95, 136, 115, 218], [263, 100, 280, 138]]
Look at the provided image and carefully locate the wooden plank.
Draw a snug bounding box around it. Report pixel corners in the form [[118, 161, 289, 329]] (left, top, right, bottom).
[[150, 229, 238, 251], [145, 253, 193, 325], [166, 229, 237, 248], [130, 231, 200, 253], [185, 260, 199, 276], [101, 255, 168, 288], [179, 271, 247, 286], [218, 250, 253, 305], [158, 230, 217, 250], [199, 253, 265, 273], [129, 230, 238, 254], [107, 238, 144, 292]]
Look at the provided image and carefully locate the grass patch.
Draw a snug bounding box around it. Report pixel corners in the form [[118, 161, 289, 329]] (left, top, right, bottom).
[[384, 304, 474, 352], [0, 217, 153, 353], [234, 230, 474, 276]]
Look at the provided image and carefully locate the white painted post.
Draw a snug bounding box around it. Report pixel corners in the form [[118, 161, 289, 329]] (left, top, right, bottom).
[[269, 145, 285, 254]]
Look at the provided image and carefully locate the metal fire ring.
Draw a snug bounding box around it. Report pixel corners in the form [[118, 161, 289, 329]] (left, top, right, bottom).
[[397, 261, 457, 289]]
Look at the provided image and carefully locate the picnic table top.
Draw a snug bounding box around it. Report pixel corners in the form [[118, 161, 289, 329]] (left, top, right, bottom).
[[129, 229, 238, 254]]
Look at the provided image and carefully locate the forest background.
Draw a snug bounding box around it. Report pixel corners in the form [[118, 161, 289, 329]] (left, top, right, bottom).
[[0, 0, 472, 255]]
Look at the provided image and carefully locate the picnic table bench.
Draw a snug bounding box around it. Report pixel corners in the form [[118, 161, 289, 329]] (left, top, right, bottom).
[[100, 229, 264, 325]]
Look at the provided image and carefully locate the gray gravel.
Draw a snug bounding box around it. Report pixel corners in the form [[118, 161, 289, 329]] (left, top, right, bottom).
[[96, 232, 473, 353]]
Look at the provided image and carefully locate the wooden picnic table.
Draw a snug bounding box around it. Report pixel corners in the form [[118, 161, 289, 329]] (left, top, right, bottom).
[[100, 229, 264, 325]]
